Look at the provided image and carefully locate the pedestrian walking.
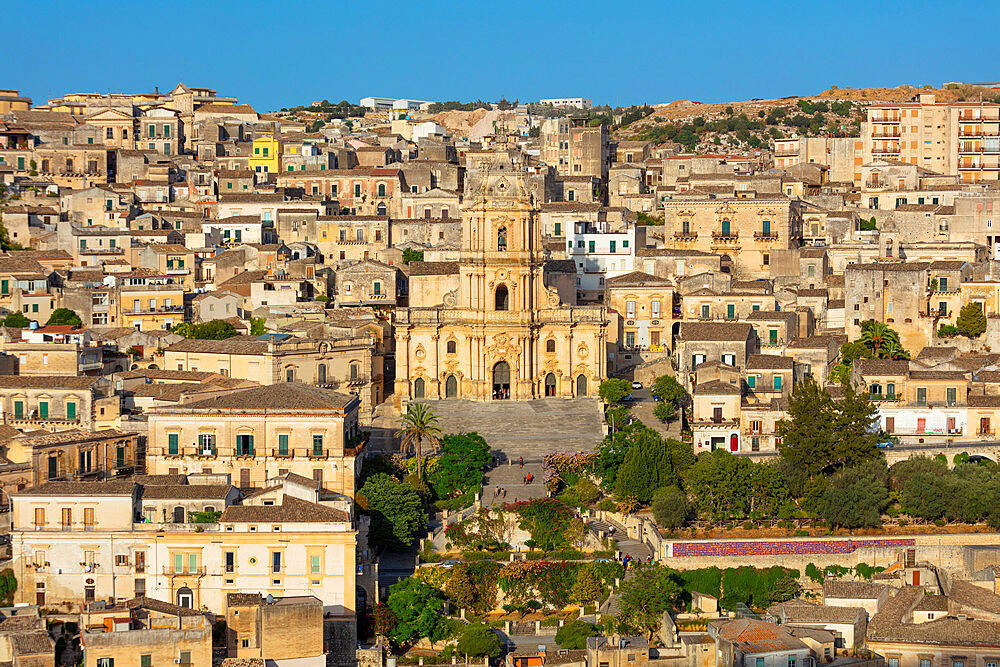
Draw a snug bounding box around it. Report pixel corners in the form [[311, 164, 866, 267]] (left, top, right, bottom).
[[519, 456, 524, 469]]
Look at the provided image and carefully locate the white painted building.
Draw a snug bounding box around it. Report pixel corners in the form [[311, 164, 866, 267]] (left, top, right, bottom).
[[567, 221, 643, 301], [539, 98, 593, 109], [359, 97, 431, 111]]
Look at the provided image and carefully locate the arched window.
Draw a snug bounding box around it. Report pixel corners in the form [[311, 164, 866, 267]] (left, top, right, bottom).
[[545, 373, 557, 397], [286, 367, 295, 382], [870, 383, 882, 397], [317, 364, 327, 385], [546, 339, 556, 353], [497, 226, 507, 251], [495, 285, 509, 311], [492, 362, 510, 400], [377, 202, 387, 216], [377, 183, 386, 197], [446, 340, 457, 354], [172, 506, 185, 523], [576, 374, 588, 397], [413, 377, 425, 399], [445, 375, 458, 398], [350, 362, 359, 380]]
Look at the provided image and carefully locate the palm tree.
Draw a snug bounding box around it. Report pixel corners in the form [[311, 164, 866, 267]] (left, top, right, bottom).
[[861, 320, 901, 359], [882, 338, 909, 361], [395, 403, 442, 480]]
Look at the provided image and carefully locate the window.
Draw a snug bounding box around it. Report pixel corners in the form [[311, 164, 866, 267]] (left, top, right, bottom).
[[747, 375, 756, 388], [947, 387, 957, 406], [546, 339, 556, 353], [377, 183, 386, 197], [497, 226, 507, 251], [98, 659, 114, 667], [311, 555, 321, 574], [773, 375, 783, 390], [626, 300, 636, 318], [61, 507, 72, 529], [168, 433, 179, 455], [788, 657, 796, 667], [756, 659, 764, 667], [225, 551, 235, 573], [554, 222, 561, 236], [236, 434, 254, 455], [588, 240, 595, 253], [66, 402, 76, 420], [610, 240, 616, 253], [141, 655, 151, 667], [312, 434, 324, 456], [701, 304, 710, 319], [625, 332, 635, 348], [272, 551, 282, 573], [726, 303, 735, 319], [447, 340, 457, 354], [917, 387, 927, 405]]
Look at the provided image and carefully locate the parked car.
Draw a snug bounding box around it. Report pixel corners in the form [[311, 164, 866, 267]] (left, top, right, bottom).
[[438, 559, 462, 569], [876, 441, 895, 449], [631, 381, 643, 389]]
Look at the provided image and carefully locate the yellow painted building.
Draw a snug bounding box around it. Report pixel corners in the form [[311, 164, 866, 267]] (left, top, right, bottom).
[[250, 134, 281, 179]]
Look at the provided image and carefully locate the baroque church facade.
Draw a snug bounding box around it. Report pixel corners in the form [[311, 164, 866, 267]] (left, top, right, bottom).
[[394, 152, 609, 403]]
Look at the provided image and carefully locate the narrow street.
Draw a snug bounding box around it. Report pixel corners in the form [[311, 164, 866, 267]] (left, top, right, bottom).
[[623, 386, 682, 439]]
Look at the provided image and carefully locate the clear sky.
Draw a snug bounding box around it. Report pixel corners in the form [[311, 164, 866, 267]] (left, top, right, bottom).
[[8, 0, 1000, 111]]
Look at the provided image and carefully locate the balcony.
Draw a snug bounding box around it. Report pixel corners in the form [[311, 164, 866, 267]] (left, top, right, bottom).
[[871, 131, 901, 139], [162, 566, 206, 576], [690, 416, 740, 428], [347, 375, 369, 387], [753, 231, 779, 241], [711, 231, 739, 240], [673, 231, 698, 241], [871, 115, 901, 123], [869, 394, 902, 403], [271, 448, 294, 458], [978, 429, 995, 438]]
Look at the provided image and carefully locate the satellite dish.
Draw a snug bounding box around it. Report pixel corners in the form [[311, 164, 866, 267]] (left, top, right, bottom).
[[265, 594, 274, 604]]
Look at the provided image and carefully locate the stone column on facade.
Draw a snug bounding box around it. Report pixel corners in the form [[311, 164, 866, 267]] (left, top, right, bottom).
[[430, 332, 440, 398]]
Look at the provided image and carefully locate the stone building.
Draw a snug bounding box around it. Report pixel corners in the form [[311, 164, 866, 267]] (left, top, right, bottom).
[[393, 151, 609, 403], [663, 197, 800, 278], [844, 262, 931, 353]]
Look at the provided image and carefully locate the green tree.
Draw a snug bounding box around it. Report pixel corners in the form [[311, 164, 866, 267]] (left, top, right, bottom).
[[445, 561, 500, 615], [614, 431, 678, 504], [528, 126, 541, 138], [617, 566, 682, 640], [829, 341, 873, 385], [686, 450, 789, 520], [956, 302, 987, 338], [555, 620, 600, 649], [653, 374, 687, 414], [0, 569, 16, 606], [777, 376, 836, 476], [861, 320, 907, 359], [195, 320, 238, 340], [570, 566, 605, 607], [46, 308, 82, 327], [830, 382, 881, 469], [429, 432, 490, 499], [395, 402, 442, 480], [386, 577, 452, 647], [402, 248, 424, 264], [599, 378, 631, 405], [820, 460, 890, 528], [359, 473, 427, 551], [651, 485, 690, 529], [457, 623, 501, 658], [575, 478, 600, 505], [1, 312, 29, 328], [250, 318, 267, 336]]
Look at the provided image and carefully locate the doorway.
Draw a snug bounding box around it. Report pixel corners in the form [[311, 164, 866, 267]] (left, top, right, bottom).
[[493, 362, 510, 400], [445, 375, 458, 398], [544, 373, 556, 397]]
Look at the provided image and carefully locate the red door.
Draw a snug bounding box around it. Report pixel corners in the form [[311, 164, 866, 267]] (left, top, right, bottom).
[[730, 434, 739, 452], [947, 417, 956, 433], [917, 418, 926, 433]]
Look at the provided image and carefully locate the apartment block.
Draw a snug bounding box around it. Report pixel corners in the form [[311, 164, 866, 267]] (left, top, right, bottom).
[[863, 92, 1000, 183]]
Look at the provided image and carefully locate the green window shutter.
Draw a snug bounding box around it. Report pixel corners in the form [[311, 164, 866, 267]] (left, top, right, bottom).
[[168, 433, 178, 455], [174, 553, 183, 572], [189, 554, 197, 572], [727, 304, 735, 319], [38, 402, 48, 419], [1, 280, 8, 295], [248, 435, 254, 455], [227, 182, 233, 189], [66, 402, 76, 420], [774, 375, 782, 390], [141, 656, 152, 667], [748, 375, 756, 388], [311, 555, 320, 574], [610, 240, 616, 253], [148, 125, 155, 138], [13, 401, 22, 418], [278, 434, 289, 456], [32, 304, 38, 313], [588, 240, 595, 253], [313, 434, 323, 455]]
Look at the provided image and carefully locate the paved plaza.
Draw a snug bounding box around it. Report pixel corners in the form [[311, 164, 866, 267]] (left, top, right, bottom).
[[418, 397, 606, 462]]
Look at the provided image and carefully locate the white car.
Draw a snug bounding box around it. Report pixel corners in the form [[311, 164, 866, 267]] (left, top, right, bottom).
[[631, 381, 642, 389]]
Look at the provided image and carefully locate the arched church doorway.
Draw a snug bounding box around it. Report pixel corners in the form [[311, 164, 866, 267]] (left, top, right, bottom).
[[544, 373, 557, 397], [493, 362, 510, 400]]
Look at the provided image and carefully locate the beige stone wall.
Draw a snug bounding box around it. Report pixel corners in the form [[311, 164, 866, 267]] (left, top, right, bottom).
[[147, 411, 358, 495], [83, 623, 211, 667]]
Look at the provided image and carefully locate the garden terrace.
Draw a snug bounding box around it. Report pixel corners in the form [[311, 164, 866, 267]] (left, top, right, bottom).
[[668, 537, 915, 558]]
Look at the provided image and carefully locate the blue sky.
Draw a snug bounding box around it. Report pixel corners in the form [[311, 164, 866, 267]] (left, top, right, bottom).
[[8, 0, 1000, 111]]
